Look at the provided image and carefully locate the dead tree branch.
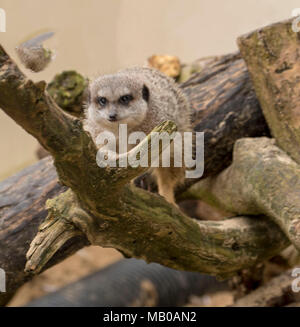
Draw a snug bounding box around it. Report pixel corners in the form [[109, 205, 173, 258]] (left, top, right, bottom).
[[0, 43, 281, 306], [238, 18, 300, 165], [0, 43, 279, 273], [232, 269, 300, 307], [183, 137, 299, 248]]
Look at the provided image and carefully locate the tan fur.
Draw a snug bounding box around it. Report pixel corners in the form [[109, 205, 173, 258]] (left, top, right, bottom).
[[83, 67, 192, 205]]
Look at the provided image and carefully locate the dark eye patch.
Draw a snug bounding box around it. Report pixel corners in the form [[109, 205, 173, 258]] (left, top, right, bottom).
[[97, 96, 107, 107], [142, 85, 149, 102], [119, 94, 133, 105]]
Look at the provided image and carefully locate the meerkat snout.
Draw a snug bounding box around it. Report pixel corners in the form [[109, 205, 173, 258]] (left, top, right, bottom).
[[108, 113, 117, 122]]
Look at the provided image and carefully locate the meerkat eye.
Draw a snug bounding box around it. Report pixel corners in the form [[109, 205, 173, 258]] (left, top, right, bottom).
[[97, 96, 107, 107], [119, 94, 133, 105]]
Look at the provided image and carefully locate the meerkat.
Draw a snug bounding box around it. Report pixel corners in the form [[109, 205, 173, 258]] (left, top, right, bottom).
[[83, 67, 192, 204]]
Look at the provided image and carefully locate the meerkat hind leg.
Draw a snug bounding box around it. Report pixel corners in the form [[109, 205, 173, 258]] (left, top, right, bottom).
[[154, 167, 184, 205]]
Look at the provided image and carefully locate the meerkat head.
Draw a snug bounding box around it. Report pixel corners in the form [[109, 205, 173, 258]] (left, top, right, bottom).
[[86, 73, 150, 132]]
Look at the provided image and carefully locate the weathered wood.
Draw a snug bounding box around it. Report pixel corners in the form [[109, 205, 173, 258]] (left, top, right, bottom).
[[231, 17, 300, 307], [25, 179, 288, 276], [0, 49, 270, 305], [184, 137, 300, 249], [0, 158, 89, 305], [238, 18, 300, 165], [232, 269, 300, 307], [0, 142, 288, 306], [181, 53, 269, 191]]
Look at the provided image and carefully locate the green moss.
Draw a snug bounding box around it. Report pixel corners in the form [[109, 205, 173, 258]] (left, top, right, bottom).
[[47, 71, 88, 117]]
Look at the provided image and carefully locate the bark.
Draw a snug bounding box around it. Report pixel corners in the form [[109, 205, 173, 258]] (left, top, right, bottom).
[[0, 158, 89, 305], [185, 137, 300, 250], [0, 157, 288, 305], [179, 53, 270, 191], [238, 18, 300, 165]]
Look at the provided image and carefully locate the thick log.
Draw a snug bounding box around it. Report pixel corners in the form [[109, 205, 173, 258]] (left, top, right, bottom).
[[231, 17, 300, 307], [0, 50, 270, 305], [238, 18, 300, 165], [184, 137, 300, 249], [0, 158, 89, 305], [26, 258, 228, 307]]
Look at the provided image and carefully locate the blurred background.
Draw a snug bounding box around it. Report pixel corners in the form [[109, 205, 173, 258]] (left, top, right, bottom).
[[0, 0, 299, 306]]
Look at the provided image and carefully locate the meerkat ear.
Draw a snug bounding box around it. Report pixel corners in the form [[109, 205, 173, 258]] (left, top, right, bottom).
[[142, 84, 149, 102]]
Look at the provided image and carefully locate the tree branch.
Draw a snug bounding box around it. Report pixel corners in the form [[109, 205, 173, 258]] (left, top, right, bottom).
[[185, 137, 300, 250], [0, 157, 89, 306], [25, 182, 288, 277], [0, 46, 273, 305], [232, 269, 300, 307], [238, 17, 300, 165], [0, 45, 83, 157]]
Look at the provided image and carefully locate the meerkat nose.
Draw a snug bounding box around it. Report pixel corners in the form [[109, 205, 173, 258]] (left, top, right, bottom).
[[108, 114, 117, 122]]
